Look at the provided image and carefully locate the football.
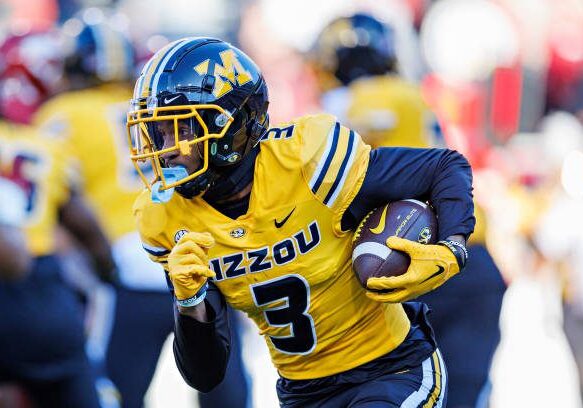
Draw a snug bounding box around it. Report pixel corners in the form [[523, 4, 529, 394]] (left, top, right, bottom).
[[352, 199, 438, 287]]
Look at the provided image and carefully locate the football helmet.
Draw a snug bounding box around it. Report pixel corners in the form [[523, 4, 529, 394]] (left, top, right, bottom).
[[127, 37, 269, 199], [0, 30, 65, 124], [310, 13, 396, 88], [61, 8, 135, 88]]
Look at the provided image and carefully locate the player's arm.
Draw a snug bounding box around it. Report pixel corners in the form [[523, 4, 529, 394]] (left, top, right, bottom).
[[0, 224, 31, 281], [344, 147, 474, 302], [0, 178, 32, 280], [58, 190, 118, 283], [343, 147, 474, 237], [173, 282, 231, 392], [154, 231, 231, 392], [134, 193, 231, 390]]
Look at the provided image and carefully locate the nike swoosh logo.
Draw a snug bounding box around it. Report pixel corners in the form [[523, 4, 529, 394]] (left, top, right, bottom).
[[274, 207, 296, 228], [164, 95, 181, 104], [420, 266, 445, 284], [369, 205, 389, 234]]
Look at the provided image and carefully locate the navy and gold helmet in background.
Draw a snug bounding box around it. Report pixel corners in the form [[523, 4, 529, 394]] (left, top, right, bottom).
[[310, 13, 396, 89], [127, 37, 269, 198], [61, 7, 135, 88]]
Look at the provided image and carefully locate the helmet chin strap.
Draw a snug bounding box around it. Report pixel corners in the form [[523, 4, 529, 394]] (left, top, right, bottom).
[[174, 145, 259, 201], [202, 146, 259, 203], [173, 75, 268, 201], [175, 172, 214, 199]]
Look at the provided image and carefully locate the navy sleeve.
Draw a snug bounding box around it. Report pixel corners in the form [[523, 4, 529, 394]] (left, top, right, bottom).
[[173, 282, 231, 393], [343, 147, 475, 240]]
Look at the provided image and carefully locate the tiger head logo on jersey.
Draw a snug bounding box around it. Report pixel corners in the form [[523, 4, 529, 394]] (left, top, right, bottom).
[[126, 38, 269, 199]]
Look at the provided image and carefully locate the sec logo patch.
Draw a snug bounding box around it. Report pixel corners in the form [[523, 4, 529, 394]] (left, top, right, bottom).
[[174, 229, 189, 243], [230, 227, 246, 238]]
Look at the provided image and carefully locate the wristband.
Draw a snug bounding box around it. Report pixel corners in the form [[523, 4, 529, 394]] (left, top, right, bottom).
[[176, 282, 209, 308], [438, 240, 468, 269]]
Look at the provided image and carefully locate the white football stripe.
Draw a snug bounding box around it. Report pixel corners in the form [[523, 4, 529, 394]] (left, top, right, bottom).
[[436, 348, 448, 408], [151, 38, 190, 95], [402, 199, 427, 208], [400, 354, 435, 408], [308, 122, 338, 190], [142, 242, 169, 255], [325, 130, 358, 207], [352, 242, 392, 262]]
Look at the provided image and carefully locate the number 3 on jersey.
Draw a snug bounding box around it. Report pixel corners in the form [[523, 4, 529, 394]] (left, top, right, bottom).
[[250, 275, 317, 355]]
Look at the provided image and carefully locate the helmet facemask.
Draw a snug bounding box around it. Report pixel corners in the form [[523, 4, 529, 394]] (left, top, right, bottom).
[[127, 102, 235, 197], [126, 38, 269, 200]]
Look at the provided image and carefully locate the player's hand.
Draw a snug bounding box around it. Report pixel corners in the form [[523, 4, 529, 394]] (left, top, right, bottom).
[[365, 236, 466, 303], [168, 232, 215, 307]]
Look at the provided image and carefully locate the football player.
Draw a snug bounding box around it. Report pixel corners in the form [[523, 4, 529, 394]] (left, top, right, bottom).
[[309, 13, 440, 149], [310, 14, 506, 408], [0, 30, 117, 407], [418, 207, 506, 408], [34, 10, 250, 408], [127, 37, 475, 407]]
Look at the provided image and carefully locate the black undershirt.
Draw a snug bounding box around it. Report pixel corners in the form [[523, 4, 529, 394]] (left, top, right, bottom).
[[204, 147, 475, 239], [207, 193, 251, 219]]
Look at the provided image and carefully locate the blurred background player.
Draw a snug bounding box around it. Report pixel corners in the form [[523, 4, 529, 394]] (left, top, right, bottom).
[[309, 12, 439, 149], [481, 117, 583, 407], [309, 13, 507, 408], [0, 177, 33, 408], [0, 177, 31, 281], [34, 8, 251, 408], [0, 29, 118, 407], [420, 207, 506, 408], [533, 112, 583, 401]]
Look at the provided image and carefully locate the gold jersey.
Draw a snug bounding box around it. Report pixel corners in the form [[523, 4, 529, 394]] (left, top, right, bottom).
[[134, 114, 410, 379], [326, 76, 437, 149], [34, 84, 143, 241], [0, 122, 70, 256]]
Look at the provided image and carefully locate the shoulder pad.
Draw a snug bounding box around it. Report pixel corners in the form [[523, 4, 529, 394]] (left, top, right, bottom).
[[133, 189, 169, 240], [299, 115, 370, 210]]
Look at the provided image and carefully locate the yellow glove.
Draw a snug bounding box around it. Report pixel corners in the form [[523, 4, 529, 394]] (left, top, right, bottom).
[[167, 232, 215, 307], [366, 236, 466, 303]]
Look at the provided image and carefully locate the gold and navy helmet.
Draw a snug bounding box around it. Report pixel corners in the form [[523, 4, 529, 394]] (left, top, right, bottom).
[[61, 8, 135, 88], [310, 13, 396, 89], [127, 37, 269, 198]]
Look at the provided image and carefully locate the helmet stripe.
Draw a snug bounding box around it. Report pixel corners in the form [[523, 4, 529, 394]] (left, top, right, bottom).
[[94, 24, 123, 81], [134, 52, 156, 99], [139, 38, 187, 98], [90, 24, 107, 79], [85, 22, 131, 83], [151, 37, 197, 97]]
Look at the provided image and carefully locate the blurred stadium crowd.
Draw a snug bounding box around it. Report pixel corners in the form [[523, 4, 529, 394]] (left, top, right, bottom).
[[1, 0, 583, 407]]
